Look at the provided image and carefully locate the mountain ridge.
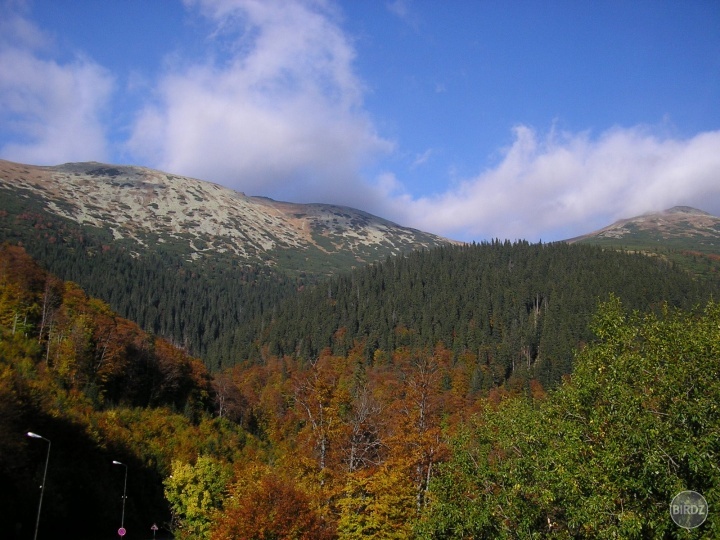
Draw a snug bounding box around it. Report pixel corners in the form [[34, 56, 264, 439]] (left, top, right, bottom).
[[0, 159, 455, 275], [0, 158, 458, 363], [566, 206, 720, 247]]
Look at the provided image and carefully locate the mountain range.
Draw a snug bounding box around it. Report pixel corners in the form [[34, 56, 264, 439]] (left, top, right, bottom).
[[0, 159, 453, 277], [2, 158, 718, 371], [2, 159, 719, 538], [3, 158, 720, 276]]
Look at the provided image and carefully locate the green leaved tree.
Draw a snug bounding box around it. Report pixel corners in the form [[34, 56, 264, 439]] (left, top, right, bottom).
[[418, 297, 720, 538], [164, 455, 232, 539]]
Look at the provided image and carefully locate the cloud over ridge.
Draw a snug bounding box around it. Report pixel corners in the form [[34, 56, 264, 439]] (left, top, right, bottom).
[[383, 125, 720, 241], [128, 0, 392, 204]]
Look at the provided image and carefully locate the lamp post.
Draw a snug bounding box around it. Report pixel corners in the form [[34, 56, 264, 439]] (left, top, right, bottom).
[[27, 432, 51, 540], [112, 460, 128, 535]]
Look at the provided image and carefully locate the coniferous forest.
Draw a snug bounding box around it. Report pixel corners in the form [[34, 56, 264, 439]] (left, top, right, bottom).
[[3, 233, 720, 538], [2, 197, 713, 385], [238, 240, 712, 387], [0, 196, 299, 367]]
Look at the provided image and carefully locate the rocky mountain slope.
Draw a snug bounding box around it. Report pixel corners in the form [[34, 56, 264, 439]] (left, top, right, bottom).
[[0, 158, 457, 363], [0, 159, 453, 275]]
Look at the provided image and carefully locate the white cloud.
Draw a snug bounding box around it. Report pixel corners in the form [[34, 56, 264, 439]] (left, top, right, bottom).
[[3, 2, 718, 246], [0, 11, 114, 164], [127, 0, 393, 204], [379, 126, 720, 242]]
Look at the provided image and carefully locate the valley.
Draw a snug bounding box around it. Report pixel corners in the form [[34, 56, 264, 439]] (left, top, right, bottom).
[[2, 159, 720, 538]]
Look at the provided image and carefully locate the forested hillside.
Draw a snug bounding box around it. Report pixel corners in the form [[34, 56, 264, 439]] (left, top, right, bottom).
[[0, 198, 297, 369], [0, 244, 248, 539], [4, 177, 716, 388], [237, 241, 715, 386], [3, 244, 720, 538]]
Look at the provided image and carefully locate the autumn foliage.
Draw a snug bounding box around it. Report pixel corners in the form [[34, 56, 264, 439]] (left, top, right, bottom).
[[9, 242, 717, 537], [0, 244, 226, 536], [212, 466, 335, 540]]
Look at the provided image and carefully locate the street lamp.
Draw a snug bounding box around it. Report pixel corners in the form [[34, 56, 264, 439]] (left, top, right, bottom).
[[112, 460, 128, 534], [27, 432, 51, 540]]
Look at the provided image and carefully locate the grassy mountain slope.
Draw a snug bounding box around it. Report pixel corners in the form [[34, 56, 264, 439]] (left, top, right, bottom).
[[567, 206, 720, 279]]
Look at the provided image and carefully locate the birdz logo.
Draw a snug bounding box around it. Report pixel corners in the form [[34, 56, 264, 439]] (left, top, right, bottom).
[[670, 491, 708, 529]]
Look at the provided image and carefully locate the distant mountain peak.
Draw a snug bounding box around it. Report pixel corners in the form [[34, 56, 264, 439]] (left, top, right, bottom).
[[662, 206, 711, 216], [566, 206, 720, 261]]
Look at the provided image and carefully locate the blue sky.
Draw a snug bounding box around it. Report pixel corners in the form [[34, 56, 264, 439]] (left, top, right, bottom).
[[1, 0, 719, 242]]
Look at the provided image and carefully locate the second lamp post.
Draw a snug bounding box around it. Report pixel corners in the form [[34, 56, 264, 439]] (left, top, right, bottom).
[[112, 460, 128, 535]]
